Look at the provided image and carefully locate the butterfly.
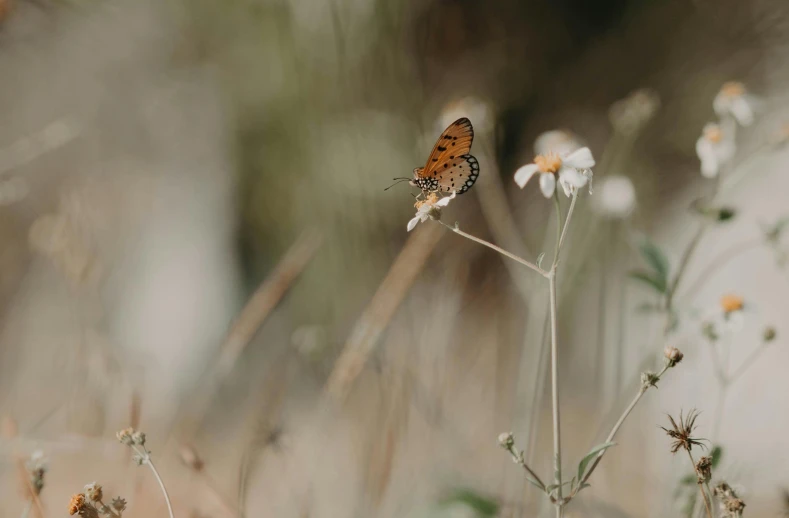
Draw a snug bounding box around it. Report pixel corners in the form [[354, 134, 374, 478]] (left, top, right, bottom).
[[390, 118, 479, 197]]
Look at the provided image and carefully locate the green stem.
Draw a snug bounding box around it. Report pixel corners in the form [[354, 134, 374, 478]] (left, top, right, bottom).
[[132, 446, 175, 518]]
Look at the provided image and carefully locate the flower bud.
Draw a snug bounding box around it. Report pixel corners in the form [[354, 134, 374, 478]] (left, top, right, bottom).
[[763, 326, 777, 342], [664, 346, 684, 367], [116, 427, 135, 445], [497, 432, 515, 450]]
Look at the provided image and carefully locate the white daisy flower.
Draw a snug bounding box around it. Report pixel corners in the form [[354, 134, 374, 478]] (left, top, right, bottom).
[[591, 175, 636, 218], [696, 122, 736, 178], [514, 147, 595, 198], [407, 191, 455, 231], [702, 294, 747, 339], [533, 129, 584, 156], [713, 82, 755, 127]]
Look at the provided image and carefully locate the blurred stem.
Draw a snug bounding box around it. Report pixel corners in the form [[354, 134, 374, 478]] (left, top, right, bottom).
[[132, 446, 175, 518], [679, 238, 762, 300], [437, 221, 548, 277], [19, 501, 31, 518], [572, 363, 670, 494], [686, 449, 714, 518]]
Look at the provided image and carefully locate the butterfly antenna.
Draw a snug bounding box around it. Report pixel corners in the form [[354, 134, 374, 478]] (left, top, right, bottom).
[[384, 178, 411, 191]]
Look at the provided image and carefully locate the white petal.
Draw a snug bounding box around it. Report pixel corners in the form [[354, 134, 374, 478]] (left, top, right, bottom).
[[407, 216, 420, 232], [558, 166, 587, 188], [436, 191, 456, 207], [559, 177, 573, 197], [712, 94, 729, 118], [730, 97, 754, 126], [562, 147, 595, 169], [696, 137, 719, 178], [514, 163, 539, 188], [539, 173, 556, 198]]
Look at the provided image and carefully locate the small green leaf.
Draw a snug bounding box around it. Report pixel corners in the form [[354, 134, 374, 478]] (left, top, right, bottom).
[[439, 488, 499, 517], [716, 208, 736, 222], [629, 270, 667, 294], [710, 445, 723, 468], [638, 237, 670, 281], [576, 442, 617, 483]]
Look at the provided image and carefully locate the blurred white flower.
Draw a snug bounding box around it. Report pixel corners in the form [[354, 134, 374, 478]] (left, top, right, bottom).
[[514, 147, 595, 198], [702, 294, 747, 338], [407, 191, 455, 231], [609, 88, 661, 134], [696, 122, 736, 178], [438, 97, 494, 134], [713, 82, 755, 126], [592, 175, 636, 218], [533, 129, 584, 156]]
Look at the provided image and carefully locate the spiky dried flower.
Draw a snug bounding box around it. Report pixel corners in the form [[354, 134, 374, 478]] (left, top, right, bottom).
[[661, 410, 708, 454], [695, 456, 712, 483]]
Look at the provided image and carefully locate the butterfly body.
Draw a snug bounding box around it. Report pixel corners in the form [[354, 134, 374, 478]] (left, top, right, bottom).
[[411, 117, 479, 196]]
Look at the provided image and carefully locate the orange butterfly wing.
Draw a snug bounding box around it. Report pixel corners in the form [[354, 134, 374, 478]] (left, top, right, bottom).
[[417, 118, 479, 194]]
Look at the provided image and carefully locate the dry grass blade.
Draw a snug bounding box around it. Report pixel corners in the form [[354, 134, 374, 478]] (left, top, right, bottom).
[[325, 223, 443, 402], [174, 228, 323, 439]]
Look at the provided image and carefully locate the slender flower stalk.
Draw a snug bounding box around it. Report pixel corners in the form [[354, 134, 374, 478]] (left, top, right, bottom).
[[686, 450, 714, 518], [437, 220, 548, 277], [117, 428, 175, 518]]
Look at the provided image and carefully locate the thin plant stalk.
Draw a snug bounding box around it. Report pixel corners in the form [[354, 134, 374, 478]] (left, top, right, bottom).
[[132, 446, 175, 518], [437, 221, 548, 277], [686, 449, 714, 518], [19, 501, 32, 518], [572, 363, 670, 494]]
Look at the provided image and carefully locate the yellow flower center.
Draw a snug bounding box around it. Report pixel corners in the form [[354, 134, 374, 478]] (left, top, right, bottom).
[[720, 294, 744, 313], [720, 81, 745, 98], [534, 152, 563, 174], [704, 125, 723, 143], [414, 192, 439, 209]]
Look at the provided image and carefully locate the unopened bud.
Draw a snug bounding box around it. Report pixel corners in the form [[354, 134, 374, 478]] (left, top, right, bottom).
[[664, 346, 684, 367]]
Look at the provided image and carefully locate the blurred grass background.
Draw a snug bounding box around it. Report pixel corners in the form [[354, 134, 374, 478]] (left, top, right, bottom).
[[1, 0, 789, 516]]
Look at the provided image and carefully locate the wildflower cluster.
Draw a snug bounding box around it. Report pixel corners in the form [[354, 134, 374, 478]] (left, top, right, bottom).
[[67, 482, 126, 517]]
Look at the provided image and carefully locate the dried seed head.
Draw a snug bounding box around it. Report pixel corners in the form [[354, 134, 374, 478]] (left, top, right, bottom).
[[763, 326, 777, 342], [497, 432, 515, 450], [83, 482, 103, 502], [68, 493, 87, 515], [695, 456, 712, 483], [664, 346, 684, 367], [131, 430, 146, 446], [116, 427, 135, 445], [725, 498, 746, 514]]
